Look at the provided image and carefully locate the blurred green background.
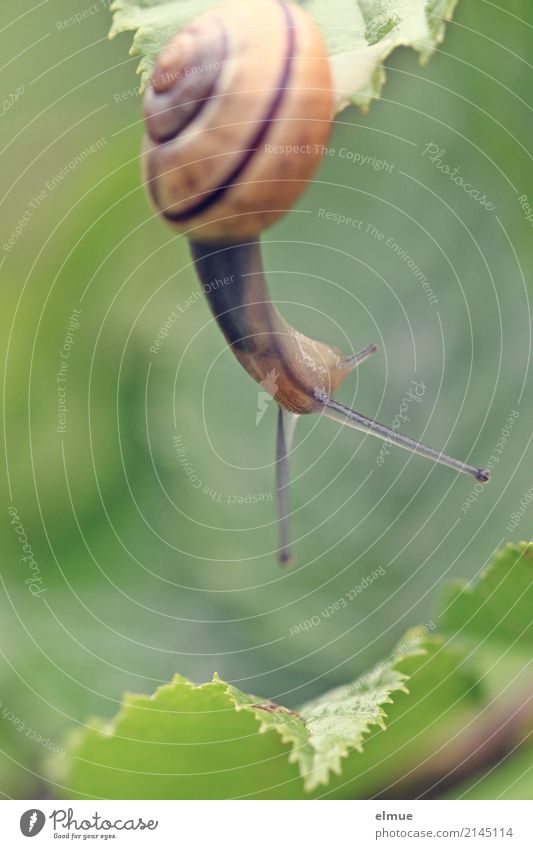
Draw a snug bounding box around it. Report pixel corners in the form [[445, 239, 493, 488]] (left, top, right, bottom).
[[0, 0, 531, 797]]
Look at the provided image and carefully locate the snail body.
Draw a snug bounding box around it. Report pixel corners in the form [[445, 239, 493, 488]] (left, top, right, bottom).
[[190, 239, 367, 415], [142, 0, 489, 564]]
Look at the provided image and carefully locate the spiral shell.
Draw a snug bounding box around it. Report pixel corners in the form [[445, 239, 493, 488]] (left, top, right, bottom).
[[143, 0, 333, 242]]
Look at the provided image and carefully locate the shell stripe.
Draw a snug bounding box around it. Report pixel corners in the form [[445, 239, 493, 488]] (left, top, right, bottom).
[[163, 1, 296, 226], [150, 23, 228, 144]]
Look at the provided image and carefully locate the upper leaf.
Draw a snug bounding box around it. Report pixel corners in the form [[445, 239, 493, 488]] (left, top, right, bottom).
[[109, 0, 460, 111]]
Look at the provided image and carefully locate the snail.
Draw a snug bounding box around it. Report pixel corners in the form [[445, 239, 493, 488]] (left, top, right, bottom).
[[142, 0, 489, 564]]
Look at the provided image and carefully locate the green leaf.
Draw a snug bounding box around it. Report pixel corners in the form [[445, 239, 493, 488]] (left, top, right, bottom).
[[55, 542, 532, 799], [319, 633, 482, 799], [440, 542, 533, 647], [56, 672, 299, 800], [109, 0, 460, 111], [56, 627, 472, 799], [300, 0, 460, 110]]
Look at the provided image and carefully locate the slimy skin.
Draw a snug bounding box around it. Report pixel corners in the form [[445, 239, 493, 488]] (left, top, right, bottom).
[[191, 240, 363, 415]]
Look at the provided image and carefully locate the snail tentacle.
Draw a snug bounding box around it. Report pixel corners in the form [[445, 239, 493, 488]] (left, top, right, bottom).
[[319, 396, 491, 483], [276, 406, 299, 565]]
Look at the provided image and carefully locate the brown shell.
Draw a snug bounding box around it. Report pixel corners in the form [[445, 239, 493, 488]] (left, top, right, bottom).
[[143, 0, 333, 242]]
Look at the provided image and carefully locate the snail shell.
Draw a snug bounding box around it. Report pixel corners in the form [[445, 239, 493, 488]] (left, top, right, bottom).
[[143, 0, 333, 242]]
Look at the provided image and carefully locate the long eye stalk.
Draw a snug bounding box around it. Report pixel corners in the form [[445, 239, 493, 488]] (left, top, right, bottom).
[[191, 238, 490, 565], [276, 407, 299, 565], [275, 383, 489, 566], [320, 396, 490, 483]]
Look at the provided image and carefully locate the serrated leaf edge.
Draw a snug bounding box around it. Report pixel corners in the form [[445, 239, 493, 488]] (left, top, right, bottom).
[[441, 541, 532, 606], [108, 0, 461, 109], [68, 634, 425, 793]]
